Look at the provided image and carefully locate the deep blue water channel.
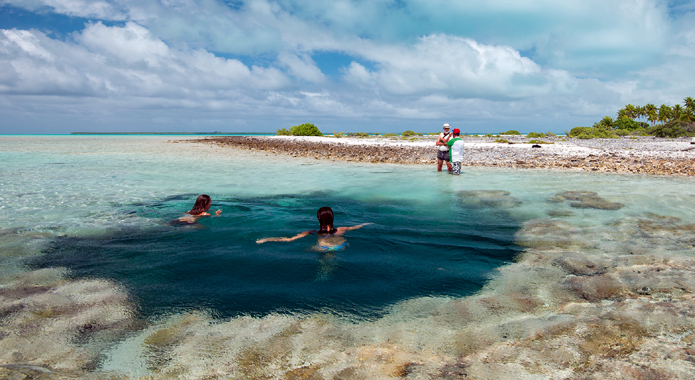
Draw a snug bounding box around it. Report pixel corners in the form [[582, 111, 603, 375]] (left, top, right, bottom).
[[32, 191, 523, 320]]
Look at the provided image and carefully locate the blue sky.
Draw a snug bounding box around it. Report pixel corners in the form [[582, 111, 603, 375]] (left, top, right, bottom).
[[1, 0, 694, 133]]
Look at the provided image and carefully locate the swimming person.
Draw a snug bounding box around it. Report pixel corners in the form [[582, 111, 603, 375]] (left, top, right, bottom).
[[256, 207, 371, 251], [177, 194, 222, 223]]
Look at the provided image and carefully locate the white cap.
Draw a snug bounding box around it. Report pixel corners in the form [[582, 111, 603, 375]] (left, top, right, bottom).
[[443, 123, 450, 128]]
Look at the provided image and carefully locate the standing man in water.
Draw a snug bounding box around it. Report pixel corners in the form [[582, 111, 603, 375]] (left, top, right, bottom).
[[436, 123, 452, 172], [447, 128, 465, 175]]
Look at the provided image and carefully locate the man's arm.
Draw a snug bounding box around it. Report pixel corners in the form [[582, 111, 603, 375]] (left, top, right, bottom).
[[436, 133, 451, 146]]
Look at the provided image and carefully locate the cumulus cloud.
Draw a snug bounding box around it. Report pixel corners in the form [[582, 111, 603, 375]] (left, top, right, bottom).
[[341, 35, 575, 99], [0, 0, 133, 20], [277, 52, 326, 84], [0, 0, 693, 133], [0, 22, 289, 98]]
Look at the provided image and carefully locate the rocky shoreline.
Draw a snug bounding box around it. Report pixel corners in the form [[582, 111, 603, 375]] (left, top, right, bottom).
[[189, 135, 695, 176]]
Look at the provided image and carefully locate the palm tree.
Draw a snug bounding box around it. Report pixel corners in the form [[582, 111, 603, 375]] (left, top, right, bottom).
[[658, 104, 672, 125], [645, 103, 657, 126], [684, 96, 695, 111], [672, 104, 683, 121], [624, 104, 636, 120], [617, 108, 629, 120], [636, 105, 646, 123], [683, 97, 695, 121], [685, 108, 695, 122], [600, 116, 614, 128]]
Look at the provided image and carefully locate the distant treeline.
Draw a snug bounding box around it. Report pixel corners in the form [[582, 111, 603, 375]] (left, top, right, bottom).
[[70, 132, 271, 135], [570, 97, 695, 138]]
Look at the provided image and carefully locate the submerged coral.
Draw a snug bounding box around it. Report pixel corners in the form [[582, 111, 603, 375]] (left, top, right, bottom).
[[550, 191, 625, 210], [458, 190, 522, 209], [0, 268, 139, 379], [3, 210, 695, 378]]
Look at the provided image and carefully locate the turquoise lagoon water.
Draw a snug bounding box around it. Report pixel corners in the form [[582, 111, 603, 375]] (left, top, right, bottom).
[[3, 136, 695, 316], [1, 135, 695, 375]]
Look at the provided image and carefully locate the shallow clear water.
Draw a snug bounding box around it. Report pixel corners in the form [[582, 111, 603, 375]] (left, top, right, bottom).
[[30, 191, 521, 320], [2, 135, 695, 376]]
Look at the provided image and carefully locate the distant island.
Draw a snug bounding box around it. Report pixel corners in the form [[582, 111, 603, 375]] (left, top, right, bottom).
[[70, 132, 272, 135]]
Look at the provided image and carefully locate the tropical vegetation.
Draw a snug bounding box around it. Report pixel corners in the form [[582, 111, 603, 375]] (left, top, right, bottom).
[[526, 131, 556, 138], [276, 123, 323, 136], [569, 97, 695, 138]]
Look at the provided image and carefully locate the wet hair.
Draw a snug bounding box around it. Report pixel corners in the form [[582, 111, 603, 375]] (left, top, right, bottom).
[[316, 207, 335, 232], [189, 194, 212, 215]]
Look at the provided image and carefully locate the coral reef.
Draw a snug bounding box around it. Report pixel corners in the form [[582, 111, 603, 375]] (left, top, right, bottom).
[[190, 136, 695, 176], [8, 212, 686, 379], [0, 268, 139, 379], [550, 191, 625, 210], [458, 190, 522, 209]]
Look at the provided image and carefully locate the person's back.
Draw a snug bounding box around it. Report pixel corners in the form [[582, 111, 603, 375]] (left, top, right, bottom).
[[256, 207, 371, 251], [449, 137, 464, 162], [447, 129, 465, 175]]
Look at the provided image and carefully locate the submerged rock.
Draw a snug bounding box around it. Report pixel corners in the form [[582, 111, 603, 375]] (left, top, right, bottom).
[[551, 191, 625, 210], [457, 190, 522, 209]]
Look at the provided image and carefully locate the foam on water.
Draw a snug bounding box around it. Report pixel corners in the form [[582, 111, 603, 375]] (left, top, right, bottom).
[[2, 135, 695, 379]]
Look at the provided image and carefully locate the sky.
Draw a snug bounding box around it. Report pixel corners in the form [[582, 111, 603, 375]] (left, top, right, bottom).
[[1, 0, 694, 134]]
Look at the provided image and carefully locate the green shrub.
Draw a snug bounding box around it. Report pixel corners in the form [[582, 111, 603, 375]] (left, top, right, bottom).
[[494, 139, 509, 143], [383, 133, 398, 137], [484, 133, 493, 138], [568, 127, 592, 137], [528, 139, 554, 144], [333, 131, 345, 138], [346, 132, 370, 137], [526, 132, 545, 138], [647, 121, 695, 138], [613, 118, 646, 131], [545, 131, 556, 137], [499, 130, 521, 135], [276, 128, 292, 136], [289, 123, 323, 136], [402, 130, 417, 137]]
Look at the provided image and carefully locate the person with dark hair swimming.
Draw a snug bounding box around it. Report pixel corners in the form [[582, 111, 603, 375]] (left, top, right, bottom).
[[256, 206, 370, 251], [177, 194, 222, 224]]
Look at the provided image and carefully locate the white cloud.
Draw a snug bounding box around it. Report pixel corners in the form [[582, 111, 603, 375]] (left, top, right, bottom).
[[277, 52, 326, 84], [77, 22, 169, 67], [0, 0, 132, 20], [341, 35, 567, 99], [0, 0, 693, 133], [0, 23, 290, 98]]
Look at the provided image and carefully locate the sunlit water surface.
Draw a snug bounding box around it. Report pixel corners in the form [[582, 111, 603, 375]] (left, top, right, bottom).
[[1, 135, 694, 376]]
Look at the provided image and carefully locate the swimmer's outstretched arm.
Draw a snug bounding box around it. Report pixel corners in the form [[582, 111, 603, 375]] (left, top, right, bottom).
[[256, 231, 312, 244], [335, 223, 372, 234]]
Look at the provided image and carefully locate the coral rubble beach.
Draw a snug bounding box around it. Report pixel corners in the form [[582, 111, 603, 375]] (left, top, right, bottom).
[[191, 135, 695, 176]]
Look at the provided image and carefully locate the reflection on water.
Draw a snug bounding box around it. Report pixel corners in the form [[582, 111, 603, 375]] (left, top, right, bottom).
[[1, 136, 695, 379]]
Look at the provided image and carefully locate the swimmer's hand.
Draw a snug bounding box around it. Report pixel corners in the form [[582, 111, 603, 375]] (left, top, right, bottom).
[[215, 209, 222, 216]]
